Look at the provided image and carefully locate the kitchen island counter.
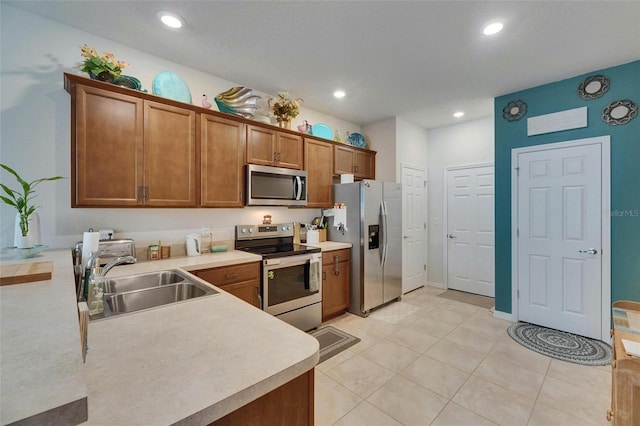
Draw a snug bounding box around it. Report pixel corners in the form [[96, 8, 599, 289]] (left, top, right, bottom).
[[0, 249, 319, 425]]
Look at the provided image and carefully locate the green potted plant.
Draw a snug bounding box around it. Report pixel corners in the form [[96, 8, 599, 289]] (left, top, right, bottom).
[[0, 164, 65, 248], [79, 44, 129, 82]]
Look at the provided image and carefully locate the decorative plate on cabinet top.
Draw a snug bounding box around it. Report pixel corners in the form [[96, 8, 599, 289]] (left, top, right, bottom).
[[348, 132, 367, 148], [113, 75, 143, 91], [311, 123, 332, 140], [152, 71, 192, 104]]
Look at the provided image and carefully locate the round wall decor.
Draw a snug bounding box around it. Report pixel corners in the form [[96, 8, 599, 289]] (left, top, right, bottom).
[[577, 74, 610, 100], [502, 99, 528, 122], [602, 99, 638, 126]]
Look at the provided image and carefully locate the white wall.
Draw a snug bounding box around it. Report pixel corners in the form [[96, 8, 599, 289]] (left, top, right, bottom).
[[0, 4, 361, 249], [362, 117, 396, 182], [396, 117, 428, 182], [426, 116, 494, 286]]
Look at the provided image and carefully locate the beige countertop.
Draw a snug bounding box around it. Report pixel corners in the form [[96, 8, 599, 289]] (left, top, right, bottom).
[[0, 248, 320, 425], [305, 241, 352, 251]]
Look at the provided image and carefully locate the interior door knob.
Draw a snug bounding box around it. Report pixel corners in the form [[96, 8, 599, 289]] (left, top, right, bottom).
[[579, 248, 598, 254], [448, 234, 457, 239]]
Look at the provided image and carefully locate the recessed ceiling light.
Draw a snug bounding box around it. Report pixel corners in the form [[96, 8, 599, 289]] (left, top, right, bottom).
[[157, 11, 184, 29], [483, 22, 503, 35], [333, 90, 346, 99], [454, 111, 465, 118]]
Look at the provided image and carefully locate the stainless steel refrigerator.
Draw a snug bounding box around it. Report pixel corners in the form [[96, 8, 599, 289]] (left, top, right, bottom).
[[328, 181, 402, 317]]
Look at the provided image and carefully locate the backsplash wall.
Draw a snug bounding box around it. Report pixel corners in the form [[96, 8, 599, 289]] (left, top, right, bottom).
[[0, 4, 358, 249]]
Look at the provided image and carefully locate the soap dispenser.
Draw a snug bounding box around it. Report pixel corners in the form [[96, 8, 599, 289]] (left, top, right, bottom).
[[87, 259, 106, 316]]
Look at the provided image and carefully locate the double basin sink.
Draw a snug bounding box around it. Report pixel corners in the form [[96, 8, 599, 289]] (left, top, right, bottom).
[[95, 270, 218, 319]]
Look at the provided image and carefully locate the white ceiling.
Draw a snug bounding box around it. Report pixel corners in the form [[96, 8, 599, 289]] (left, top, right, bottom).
[[8, 1, 640, 129]]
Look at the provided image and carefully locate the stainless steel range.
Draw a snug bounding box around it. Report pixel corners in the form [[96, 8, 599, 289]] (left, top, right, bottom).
[[235, 223, 322, 331]]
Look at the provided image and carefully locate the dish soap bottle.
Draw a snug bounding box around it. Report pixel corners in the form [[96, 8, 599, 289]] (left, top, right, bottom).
[[87, 259, 106, 316]]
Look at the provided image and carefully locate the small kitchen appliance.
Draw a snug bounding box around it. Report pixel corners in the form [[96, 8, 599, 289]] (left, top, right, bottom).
[[235, 223, 321, 331]]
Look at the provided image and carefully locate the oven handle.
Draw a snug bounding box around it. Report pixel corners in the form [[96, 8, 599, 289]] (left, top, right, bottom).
[[264, 253, 321, 267]]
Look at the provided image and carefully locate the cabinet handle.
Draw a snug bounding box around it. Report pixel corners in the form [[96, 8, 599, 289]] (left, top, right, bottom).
[[137, 186, 144, 199], [256, 287, 262, 309], [322, 271, 326, 280], [334, 255, 340, 276], [145, 186, 149, 200], [606, 409, 614, 422], [224, 273, 239, 280]]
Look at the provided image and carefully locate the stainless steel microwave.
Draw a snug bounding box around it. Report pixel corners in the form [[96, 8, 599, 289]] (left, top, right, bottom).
[[246, 164, 307, 206]]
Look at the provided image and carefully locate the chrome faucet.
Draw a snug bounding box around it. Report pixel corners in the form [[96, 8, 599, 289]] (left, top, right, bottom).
[[78, 252, 137, 301], [102, 255, 137, 275]]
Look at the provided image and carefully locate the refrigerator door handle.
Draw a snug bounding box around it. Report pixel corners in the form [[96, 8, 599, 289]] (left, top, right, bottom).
[[381, 201, 388, 268]]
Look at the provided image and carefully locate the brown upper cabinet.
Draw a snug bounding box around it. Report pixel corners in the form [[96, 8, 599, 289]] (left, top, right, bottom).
[[65, 73, 376, 209], [201, 114, 246, 207], [70, 81, 196, 207], [246, 125, 303, 170], [304, 137, 334, 208], [334, 144, 376, 180]]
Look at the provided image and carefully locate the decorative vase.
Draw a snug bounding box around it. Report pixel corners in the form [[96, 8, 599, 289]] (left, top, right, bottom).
[[278, 119, 291, 130], [89, 71, 115, 83], [14, 212, 40, 248]]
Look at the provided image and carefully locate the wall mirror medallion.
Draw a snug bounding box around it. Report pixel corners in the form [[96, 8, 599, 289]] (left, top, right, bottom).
[[502, 99, 528, 122], [602, 99, 638, 126], [577, 75, 610, 100]]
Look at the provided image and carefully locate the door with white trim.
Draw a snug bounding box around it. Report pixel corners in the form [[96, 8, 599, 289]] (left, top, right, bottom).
[[516, 143, 602, 339], [402, 165, 426, 293], [446, 165, 495, 297]]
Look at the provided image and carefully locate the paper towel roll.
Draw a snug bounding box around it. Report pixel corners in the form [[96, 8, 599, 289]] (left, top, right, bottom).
[[81, 232, 100, 268]]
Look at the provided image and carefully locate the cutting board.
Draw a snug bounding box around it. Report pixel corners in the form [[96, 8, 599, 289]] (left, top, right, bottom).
[[0, 261, 53, 286]]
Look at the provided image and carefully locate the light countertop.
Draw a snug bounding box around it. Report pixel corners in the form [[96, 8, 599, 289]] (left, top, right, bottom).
[[0, 248, 319, 425], [304, 241, 352, 251]]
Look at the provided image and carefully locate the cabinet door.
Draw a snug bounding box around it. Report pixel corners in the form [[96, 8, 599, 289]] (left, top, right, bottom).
[[355, 150, 375, 179], [277, 132, 303, 170], [322, 249, 351, 321], [143, 101, 197, 207], [218, 280, 261, 308], [74, 84, 143, 206], [334, 145, 356, 175], [247, 125, 276, 166], [193, 262, 261, 308], [304, 138, 333, 208], [201, 114, 246, 207]]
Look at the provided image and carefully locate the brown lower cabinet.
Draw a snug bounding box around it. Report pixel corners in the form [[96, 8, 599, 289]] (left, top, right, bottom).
[[322, 249, 351, 321], [210, 368, 314, 426], [193, 262, 261, 308]]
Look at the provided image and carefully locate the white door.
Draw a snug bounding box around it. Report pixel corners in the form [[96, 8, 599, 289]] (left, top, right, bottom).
[[446, 165, 495, 297], [402, 165, 426, 293], [516, 143, 602, 339]]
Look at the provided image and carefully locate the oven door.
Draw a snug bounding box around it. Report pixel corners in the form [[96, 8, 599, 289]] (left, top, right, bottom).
[[263, 253, 321, 316]]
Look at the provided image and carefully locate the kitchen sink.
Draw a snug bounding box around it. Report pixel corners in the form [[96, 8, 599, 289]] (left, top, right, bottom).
[[105, 282, 216, 314], [104, 270, 189, 293], [93, 269, 218, 320]]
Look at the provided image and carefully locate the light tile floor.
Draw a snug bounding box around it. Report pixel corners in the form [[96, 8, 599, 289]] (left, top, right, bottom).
[[315, 286, 612, 426]]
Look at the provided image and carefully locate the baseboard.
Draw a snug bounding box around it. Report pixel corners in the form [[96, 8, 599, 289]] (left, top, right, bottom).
[[493, 310, 516, 322], [427, 281, 444, 289]]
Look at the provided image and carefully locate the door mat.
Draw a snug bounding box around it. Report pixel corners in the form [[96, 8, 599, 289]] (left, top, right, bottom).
[[437, 289, 495, 309], [508, 322, 611, 366], [309, 326, 360, 364]]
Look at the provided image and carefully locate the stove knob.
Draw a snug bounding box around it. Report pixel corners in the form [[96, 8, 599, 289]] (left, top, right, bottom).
[[286, 226, 292, 231], [282, 226, 286, 231], [249, 227, 254, 233], [241, 227, 247, 234]]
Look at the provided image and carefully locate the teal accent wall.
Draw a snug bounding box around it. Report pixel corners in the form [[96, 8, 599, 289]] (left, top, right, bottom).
[[494, 60, 640, 314]]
